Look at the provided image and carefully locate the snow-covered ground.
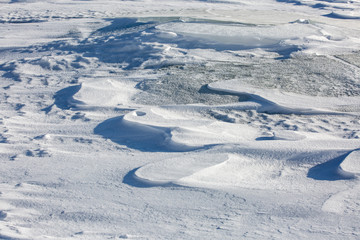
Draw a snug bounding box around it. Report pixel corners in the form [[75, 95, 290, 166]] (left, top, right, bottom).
[[0, 0, 360, 239]]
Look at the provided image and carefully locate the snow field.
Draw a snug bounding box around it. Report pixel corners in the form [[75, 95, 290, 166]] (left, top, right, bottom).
[[0, 0, 360, 239]]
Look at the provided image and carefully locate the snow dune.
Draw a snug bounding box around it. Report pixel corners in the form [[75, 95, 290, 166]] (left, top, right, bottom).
[[94, 115, 203, 152], [208, 80, 360, 114]]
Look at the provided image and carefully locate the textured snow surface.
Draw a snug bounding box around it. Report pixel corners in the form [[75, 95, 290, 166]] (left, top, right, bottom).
[[1, 0, 360, 239]]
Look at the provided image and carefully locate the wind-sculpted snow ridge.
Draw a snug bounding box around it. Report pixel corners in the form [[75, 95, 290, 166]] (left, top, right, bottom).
[[208, 80, 360, 114], [1, 0, 360, 239], [132, 146, 360, 190], [278, 0, 360, 21], [94, 116, 206, 152], [121, 92, 359, 190], [125, 153, 229, 187], [308, 149, 360, 181]]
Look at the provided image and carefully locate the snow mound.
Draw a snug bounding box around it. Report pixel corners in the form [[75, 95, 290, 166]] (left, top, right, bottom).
[[52, 85, 84, 110], [73, 78, 138, 107], [94, 116, 201, 152], [308, 150, 359, 181], [142, 150, 326, 191], [131, 154, 228, 187], [208, 80, 360, 114], [129, 153, 291, 190], [326, 11, 360, 19], [176, 154, 287, 190], [340, 149, 360, 174]]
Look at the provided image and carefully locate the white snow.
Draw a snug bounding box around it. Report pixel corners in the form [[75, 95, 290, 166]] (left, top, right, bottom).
[[1, 0, 360, 239]]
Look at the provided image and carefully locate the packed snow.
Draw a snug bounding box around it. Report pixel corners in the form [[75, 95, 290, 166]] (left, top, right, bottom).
[[0, 0, 360, 239]]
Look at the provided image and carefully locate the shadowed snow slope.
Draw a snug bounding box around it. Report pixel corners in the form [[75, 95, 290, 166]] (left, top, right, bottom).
[[94, 116, 202, 152], [308, 150, 359, 181]]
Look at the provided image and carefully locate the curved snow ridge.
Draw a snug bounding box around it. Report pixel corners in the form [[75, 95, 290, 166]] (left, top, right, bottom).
[[180, 149, 360, 190], [321, 149, 360, 214], [94, 115, 203, 152], [94, 107, 260, 152], [279, 0, 360, 13], [125, 107, 260, 144], [208, 80, 360, 114], [129, 147, 360, 190], [52, 84, 84, 110], [137, 151, 306, 191], [47, 78, 132, 112], [128, 153, 229, 187], [308, 148, 360, 181], [49, 81, 128, 112], [340, 149, 360, 175], [72, 78, 139, 108], [325, 11, 360, 20], [176, 153, 297, 190]]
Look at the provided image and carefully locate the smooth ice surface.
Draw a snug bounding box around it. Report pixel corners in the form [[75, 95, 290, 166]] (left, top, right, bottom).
[[1, 0, 360, 239]]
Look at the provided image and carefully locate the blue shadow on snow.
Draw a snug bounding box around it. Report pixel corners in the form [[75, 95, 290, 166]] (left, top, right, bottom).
[[307, 150, 358, 181]]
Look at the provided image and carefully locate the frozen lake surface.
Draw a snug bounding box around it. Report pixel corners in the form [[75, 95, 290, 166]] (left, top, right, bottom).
[[0, 0, 360, 239]]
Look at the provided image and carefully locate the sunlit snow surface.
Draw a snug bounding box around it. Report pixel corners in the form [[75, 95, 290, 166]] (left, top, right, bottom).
[[1, 0, 360, 239]]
